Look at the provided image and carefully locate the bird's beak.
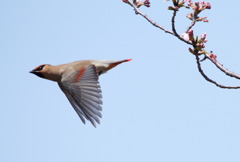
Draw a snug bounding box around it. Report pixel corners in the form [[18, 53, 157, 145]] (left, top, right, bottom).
[[29, 70, 45, 78], [29, 70, 39, 75], [29, 70, 35, 74]]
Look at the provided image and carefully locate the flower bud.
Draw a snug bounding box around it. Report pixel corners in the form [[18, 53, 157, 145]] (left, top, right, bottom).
[[201, 33, 207, 39], [210, 53, 217, 62], [122, 0, 129, 3], [144, 0, 150, 7], [205, 2, 211, 9], [188, 29, 193, 37]]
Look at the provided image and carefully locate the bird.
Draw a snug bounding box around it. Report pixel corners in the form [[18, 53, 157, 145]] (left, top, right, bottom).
[[30, 59, 132, 127]]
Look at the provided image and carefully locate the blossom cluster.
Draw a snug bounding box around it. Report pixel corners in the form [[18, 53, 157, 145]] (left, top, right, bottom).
[[166, 0, 211, 22], [168, 0, 189, 10], [186, 1, 211, 21], [122, 0, 151, 8], [167, 0, 211, 10], [187, 1, 211, 10], [182, 30, 208, 54]]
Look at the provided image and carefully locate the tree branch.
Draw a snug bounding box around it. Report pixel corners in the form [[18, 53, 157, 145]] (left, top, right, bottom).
[[171, 10, 192, 45], [123, 0, 240, 89], [128, 1, 174, 35], [185, 19, 197, 33], [195, 55, 240, 89], [205, 53, 240, 80]]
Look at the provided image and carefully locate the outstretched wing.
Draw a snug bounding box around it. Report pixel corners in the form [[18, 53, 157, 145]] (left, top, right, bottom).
[[58, 65, 103, 127]]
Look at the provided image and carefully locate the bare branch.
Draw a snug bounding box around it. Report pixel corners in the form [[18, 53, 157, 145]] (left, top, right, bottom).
[[185, 19, 197, 33], [171, 10, 179, 36], [171, 10, 192, 45], [128, 1, 174, 35], [127, 1, 193, 45], [205, 53, 240, 80], [195, 55, 240, 89]]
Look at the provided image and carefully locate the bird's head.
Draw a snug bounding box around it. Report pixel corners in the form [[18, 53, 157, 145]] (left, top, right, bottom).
[[30, 64, 51, 79]]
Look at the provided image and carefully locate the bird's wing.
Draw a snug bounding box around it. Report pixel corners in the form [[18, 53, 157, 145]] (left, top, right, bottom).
[[58, 65, 103, 127]]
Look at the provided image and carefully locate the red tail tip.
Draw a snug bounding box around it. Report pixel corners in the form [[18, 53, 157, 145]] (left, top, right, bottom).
[[126, 59, 133, 62]]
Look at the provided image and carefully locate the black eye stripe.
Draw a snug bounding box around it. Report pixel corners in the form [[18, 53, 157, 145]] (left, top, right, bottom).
[[37, 65, 45, 71]]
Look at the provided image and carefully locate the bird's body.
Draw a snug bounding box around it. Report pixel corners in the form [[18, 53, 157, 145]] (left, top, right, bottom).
[[30, 59, 131, 127]]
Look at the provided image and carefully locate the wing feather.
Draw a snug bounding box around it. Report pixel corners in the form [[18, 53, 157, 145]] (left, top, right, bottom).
[[81, 86, 102, 93], [80, 99, 102, 117], [58, 65, 103, 127], [79, 83, 100, 88], [82, 93, 103, 104], [81, 88, 102, 98], [58, 84, 87, 124]]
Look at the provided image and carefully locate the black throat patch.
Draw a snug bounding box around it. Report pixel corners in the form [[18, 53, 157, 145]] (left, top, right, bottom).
[[31, 71, 45, 78]]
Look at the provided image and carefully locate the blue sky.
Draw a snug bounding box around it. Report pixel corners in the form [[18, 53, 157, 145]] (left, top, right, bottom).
[[1, 0, 240, 162]]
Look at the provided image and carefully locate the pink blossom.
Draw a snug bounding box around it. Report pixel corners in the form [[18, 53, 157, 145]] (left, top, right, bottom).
[[182, 33, 190, 41]]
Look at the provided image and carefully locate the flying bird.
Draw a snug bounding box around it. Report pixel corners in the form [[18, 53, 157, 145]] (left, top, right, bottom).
[[30, 59, 132, 127]]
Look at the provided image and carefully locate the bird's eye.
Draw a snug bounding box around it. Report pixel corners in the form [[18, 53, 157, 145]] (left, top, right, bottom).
[[37, 65, 45, 71]]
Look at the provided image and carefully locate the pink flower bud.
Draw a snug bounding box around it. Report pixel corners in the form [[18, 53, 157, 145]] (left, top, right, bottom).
[[188, 29, 193, 36], [206, 2, 211, 9], [199, 43, 205, 48], [144, 0, 150, 7], [201, 1, 205, 5], [210, 53, 217, 62], [201, 33, 207, 39]]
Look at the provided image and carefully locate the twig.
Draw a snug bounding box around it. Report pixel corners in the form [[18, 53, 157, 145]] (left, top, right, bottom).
[[171, 10, 179, 36], [125, 0, 240, 89], [128, 1, 192, 45], [128, 1, 174, 35], [195, 55, 240, 89], [171, 10, 192, 45], [205, 53, 240, 80], [185, 19, 197, 33]]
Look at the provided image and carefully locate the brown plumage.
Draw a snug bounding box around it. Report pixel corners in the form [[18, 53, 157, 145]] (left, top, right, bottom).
[[30, 59, 132, 127]]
